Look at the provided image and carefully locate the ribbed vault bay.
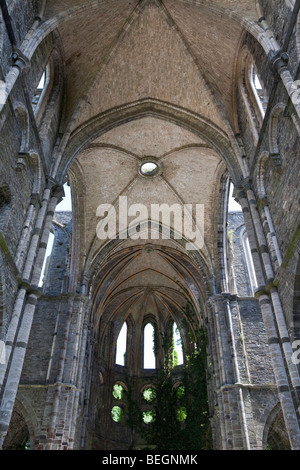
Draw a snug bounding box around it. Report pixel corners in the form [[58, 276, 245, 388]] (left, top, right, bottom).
[[92, 244, 204, 346], [71, 116, 224, 271], [48, 0, 250, 131]]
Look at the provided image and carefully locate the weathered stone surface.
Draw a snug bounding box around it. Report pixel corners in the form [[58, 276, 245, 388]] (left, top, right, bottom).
[[0, 0, 299, 451]]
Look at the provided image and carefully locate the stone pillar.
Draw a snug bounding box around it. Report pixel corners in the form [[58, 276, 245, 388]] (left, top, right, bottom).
[[0, 49, 30, 117], [208, 295, 248, 449], [41, 295, 90, 450], [223, 294, 252, 449], [69, 313, 89, 449], [22, 186, 52, 282], [243, 181, 300, 403], [0, 180, 63, 448], [14, 194, 41, 273], [0, 293, 39, 449], [0, 184, 51, 412], [270, 51, 300, 125], [236, 182, 300, 449], [257, 197, 282, 273]]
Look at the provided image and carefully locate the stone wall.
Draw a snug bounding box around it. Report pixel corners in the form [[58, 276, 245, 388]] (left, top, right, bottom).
[[0, 0, 299, 451]]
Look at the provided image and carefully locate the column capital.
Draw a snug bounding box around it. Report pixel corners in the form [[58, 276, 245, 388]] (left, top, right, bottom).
[[51, 184, 65, 201], [221, 292, 238, 302], [12, 48, 30, 71], [46, 176, 60, 189], [16, 152, 31, 171], [253, 285, 268, 299], [233, 185, 248, 205], [45, 177, 65, 201], [30, 192, 42, 207], [269, 50, 289, 74], [239, 177, 252, 191]]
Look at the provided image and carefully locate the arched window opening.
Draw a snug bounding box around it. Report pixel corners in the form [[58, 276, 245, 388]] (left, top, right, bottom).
[[144, 322, 156, 369], [113, 383, 125, 400], [176, 406, 187, 422], [238, 47, 269, 143], [2, 404, 32, 450], [142, 410, 155, 424], [264, 406, 291, 450], [241, 229, 258, 295], [38, 231, 54, 287], [116, 322, 127, 366], [172, 322, 184, 366], [250, 65, 268, 117], [111, 406, 123, 423], [32, 69, 47, 112], [223, 181, 242, 293], [38, 183, 72, 289], [227, 182, 258, 296], [228, 182, 242, 213], [55, 183, 72, 212], [176, 384, 185, 399], [142, 387, 156, 403]]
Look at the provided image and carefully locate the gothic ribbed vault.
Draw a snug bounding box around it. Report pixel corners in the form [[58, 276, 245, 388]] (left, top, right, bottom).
[[0, 0, 300, 452]]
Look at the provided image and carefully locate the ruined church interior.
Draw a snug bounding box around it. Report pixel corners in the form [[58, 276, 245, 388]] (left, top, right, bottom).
[[0, 0, 300, 451]]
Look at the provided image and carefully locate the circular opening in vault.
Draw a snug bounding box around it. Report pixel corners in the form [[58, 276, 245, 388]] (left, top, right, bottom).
[[140, 161, 159, 177]]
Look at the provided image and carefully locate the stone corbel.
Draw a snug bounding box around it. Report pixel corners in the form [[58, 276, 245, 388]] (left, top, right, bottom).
[[12, 48, 30, 72], [222, 292, 237, 302], [16, 151, 31, 171], [51, 184, 65, 206], [269, 50, 290, 75], [30, 192, 41, 208], [240, 176, 252, 191]]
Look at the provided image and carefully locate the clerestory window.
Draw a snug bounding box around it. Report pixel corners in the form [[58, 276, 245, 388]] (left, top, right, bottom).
[[172, 322, 184, 366], [116, 322, 127, 366], [241, 229, 258, 295], [250, 65, 268, 118], [144, 322, 156, 369], [32, 68, 48, 112], [238, 48, 269, 144]]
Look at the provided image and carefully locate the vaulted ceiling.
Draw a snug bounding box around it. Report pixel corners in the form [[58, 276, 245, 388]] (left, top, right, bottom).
[[44, 0, 261, 323], [44, 0, 259, 131]]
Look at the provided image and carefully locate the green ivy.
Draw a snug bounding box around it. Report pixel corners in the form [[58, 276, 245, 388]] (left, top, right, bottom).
[[126, 293, 212, 450]]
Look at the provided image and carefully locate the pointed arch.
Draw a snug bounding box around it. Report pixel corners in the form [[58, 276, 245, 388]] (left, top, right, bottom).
[[263, 402, 291, 450], [240, 226, 258, 295], [250, 64, 268, 117], [236, 45, 269, 144], [54, 99, 244, 187], [2, 399, 35, 450], [33, 47, 64, 134]]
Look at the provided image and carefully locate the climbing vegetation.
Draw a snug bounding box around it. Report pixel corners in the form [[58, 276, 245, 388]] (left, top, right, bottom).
[[126, 290, 212, 450]]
